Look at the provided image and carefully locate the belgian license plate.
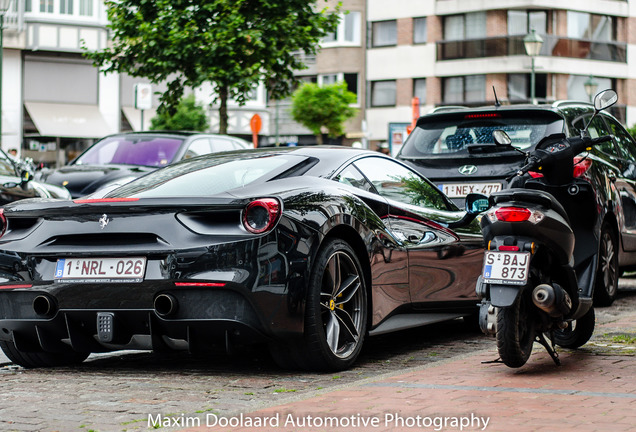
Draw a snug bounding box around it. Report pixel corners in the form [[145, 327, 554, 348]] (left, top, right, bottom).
[[441, 182, 502, 198], [482, 251, 529, 285], [54, 257, 147, 283]]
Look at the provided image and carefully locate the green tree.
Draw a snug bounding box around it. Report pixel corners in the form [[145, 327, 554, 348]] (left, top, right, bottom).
[[85, 0, 340, 134], [626, 124, 636, 140], [291, 81, 358, 145], [150, 94, 209, 131]]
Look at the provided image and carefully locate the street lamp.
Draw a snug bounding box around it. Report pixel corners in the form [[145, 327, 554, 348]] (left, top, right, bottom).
[[584, 75, 599, 102], [0, 0, 12, 148], [524, 29, 544, 105]]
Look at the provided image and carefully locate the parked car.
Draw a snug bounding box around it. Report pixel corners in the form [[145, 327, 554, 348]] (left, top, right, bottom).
[[397, 98, 636, 305], [0, 149, 70, 204], [0, 146, 487, 371], [35, 131, 252, 198]]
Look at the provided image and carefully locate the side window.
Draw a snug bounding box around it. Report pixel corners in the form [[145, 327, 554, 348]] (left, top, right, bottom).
[[211, 139, 238, 153], [183, 139, 211, 159], [573, 114, 616, 156], [353, 157, 451, 210], [604, 116, 636, 162], [335, 164, 375, 193]]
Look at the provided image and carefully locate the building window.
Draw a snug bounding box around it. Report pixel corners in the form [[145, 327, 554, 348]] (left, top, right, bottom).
[[60, 0, 73, 14], [413, 17, 427, 44], [40, 0, 53, 13], [323, 11, 361, 45], [372, 20, 397, 47], [444, 12, 486, 41], [371, 81, 396, 107], [317, 73, 359, 103], [80, 0, 94, 16], [566, 75, 612, 101], [508, 10, 547, 35], [413, 78, 426, 104], [443, 75, 485, 104], [508, 74, 547, 102], [568, 12, 614, 41]]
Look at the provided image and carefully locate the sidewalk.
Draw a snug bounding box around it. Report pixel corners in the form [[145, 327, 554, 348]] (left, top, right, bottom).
[[180, 303, 636, 432]]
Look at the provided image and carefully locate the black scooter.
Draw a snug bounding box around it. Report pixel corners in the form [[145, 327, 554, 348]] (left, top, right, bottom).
[[475, 89, 618, 368]]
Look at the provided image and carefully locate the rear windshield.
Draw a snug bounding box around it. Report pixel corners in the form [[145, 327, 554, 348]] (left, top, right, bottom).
[[400, 111, 564, 157], [74, 135, 184, 167], [106, 153, 306, 198]]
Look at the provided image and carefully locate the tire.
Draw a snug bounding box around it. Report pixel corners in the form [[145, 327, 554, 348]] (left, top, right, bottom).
[[496, 291, 536, 368], [271, 238, 367, 371], [594, 223, 618, 307], [0, 340, 89, 368], [554, 307, 595, 349]]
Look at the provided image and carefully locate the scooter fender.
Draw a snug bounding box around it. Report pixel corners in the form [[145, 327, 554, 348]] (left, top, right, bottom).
[[489, 284, 524, 307]]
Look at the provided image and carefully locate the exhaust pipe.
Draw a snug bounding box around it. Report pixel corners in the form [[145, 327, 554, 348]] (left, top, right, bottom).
[[154, 294, 179, 317], [32, 295, 57, 317], [532, 283, 572, 317]]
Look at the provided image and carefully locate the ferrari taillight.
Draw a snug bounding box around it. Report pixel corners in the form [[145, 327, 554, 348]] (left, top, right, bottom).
[[242, 198, 281, 234], [0, 209, 6, 239], [487, 206, 544, 224]]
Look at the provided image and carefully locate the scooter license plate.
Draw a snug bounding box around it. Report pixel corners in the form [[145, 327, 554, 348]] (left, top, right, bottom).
[[482, 251, 530, 285]]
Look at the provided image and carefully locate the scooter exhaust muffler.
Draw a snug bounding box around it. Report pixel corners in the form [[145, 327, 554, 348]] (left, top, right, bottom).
[[532, 283, 572, 317]]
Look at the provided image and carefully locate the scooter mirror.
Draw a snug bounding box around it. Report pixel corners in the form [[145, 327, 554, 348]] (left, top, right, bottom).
[[492, 130, 512, 147], [594, 89, 618, 111]]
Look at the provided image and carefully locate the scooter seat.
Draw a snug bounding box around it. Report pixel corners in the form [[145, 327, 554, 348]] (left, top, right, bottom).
[[489, 188, 570, 224]]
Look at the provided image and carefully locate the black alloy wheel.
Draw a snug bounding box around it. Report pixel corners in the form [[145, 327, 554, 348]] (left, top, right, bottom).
[[496, 291, 536, 368], [594, 223, 618, 307], [270, 238, 368, 371]]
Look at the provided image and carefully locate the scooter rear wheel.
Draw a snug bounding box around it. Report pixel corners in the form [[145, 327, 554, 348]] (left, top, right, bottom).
[[496, 292, 536, 368], [553, 307, 595, 349]]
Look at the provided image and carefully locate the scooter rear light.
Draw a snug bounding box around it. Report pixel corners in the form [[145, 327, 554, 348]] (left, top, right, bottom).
[[573, 157, 592, 178], [499, 245, 520, 251], [487, 207, 544, 224]]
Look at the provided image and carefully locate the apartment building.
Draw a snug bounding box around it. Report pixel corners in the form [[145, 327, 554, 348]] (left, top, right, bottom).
[[366, 0, 632, 153], [2, 0, 635, 160]]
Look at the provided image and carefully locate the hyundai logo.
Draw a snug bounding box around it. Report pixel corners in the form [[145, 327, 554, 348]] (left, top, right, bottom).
[[458, 165, 478, 175]]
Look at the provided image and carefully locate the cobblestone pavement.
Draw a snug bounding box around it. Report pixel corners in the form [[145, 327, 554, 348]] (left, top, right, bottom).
[[0, 280, 635, 432]]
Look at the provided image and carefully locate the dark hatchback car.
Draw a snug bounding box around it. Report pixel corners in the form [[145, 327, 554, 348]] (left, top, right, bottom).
[[35, 131, 251, 198], [397, 99, 636, 306]]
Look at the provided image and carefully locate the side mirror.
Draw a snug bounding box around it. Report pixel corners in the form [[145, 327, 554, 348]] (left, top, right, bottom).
[[466, 193, 490, 214], [493, 130, 512, 147], [594, 89, 618, 112]]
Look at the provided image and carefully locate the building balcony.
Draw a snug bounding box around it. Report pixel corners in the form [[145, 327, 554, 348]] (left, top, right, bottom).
[[437, 35, 626, 63]]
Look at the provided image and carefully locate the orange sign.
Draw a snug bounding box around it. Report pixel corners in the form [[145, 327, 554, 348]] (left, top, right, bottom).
[[250, 114, 262, 134], [250, 114, 262, 148]]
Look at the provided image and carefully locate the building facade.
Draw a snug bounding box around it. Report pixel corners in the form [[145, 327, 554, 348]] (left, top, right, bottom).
[[366, 0, 633, 153], [2, 0, 636, 162]]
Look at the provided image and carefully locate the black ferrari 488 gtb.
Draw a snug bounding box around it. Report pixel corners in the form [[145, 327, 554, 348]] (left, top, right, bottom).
[[0, 146, 487, 371]]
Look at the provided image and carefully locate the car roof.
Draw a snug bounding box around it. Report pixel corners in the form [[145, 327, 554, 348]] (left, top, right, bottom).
[[97, 131, 246, 141]]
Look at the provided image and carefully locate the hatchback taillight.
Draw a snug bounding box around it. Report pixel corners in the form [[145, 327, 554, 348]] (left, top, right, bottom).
[[242, 198, 281, 234], [487, 206, 544, 224], [0, 209, 6, 239], [573, 157, 592, 178]]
